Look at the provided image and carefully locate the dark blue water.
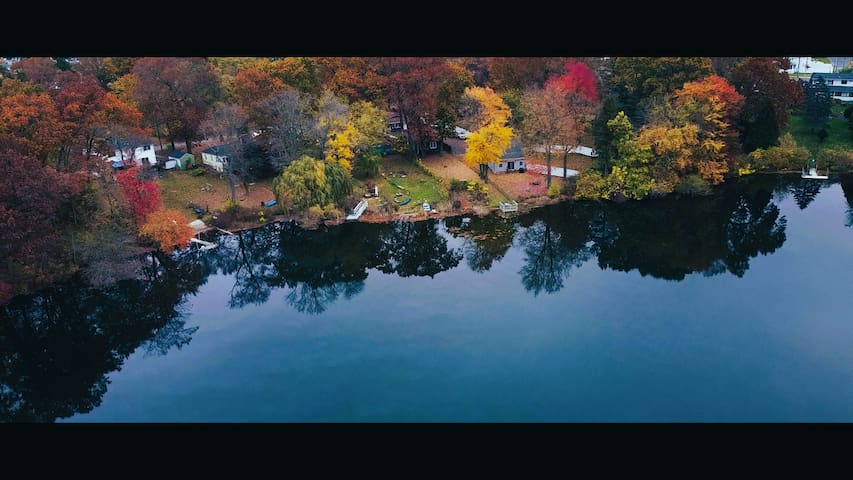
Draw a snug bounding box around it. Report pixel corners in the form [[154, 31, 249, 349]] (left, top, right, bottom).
[[3, 174, 852, 421]]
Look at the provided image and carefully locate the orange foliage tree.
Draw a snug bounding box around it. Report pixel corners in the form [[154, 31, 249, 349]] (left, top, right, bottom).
[[139, 209, 194, 252], [674, 74, 745, 184]]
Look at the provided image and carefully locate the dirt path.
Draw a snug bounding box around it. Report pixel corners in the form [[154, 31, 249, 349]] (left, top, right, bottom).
[[420, 153, 480, 182]]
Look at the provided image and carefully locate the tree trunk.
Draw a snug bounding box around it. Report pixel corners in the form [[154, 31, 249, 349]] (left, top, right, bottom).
[[226, 172, 237, 203], [243, 179, 250, 197], [562, 148, 569, 180], [185, 138, 193, 154], [155, 125, 164, 151], [170, 138, 176, 151], [546, 147, 552, 188]]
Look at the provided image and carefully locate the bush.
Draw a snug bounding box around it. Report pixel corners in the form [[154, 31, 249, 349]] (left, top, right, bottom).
[[322, 203, 343, 221], [817, 148, 853, 171], [450, 178, 468, 191], [574, 170, 609, 200], [547, 181, 561, 198], [390, 134, 410, 156], [675, 174, 711, 196], [353, 150, 382, 179], [300, 206, 325, 229], [747, 133, 809, 171]]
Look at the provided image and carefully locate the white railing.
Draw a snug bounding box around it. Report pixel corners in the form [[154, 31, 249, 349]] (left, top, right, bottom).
[[499, 201, 518, 213]]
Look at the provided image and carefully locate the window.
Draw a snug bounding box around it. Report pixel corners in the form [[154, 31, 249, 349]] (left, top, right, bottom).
[[142, 145, 151, 151], [429, 141, 437, 150], [842, 80, 848, 85], [519, 161, 524, 166]]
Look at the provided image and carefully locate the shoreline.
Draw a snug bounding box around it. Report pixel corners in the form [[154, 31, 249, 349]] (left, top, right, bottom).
[[197, 193, 569, 236], [195, 169, 842, 236]]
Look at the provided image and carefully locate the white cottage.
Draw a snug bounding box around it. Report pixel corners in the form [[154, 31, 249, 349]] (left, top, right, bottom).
[[107, 142, 157, 167], [488, 141, 525, 174], [201, 144, 235, 173]]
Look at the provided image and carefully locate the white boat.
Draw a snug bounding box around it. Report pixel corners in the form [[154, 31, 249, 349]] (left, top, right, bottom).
[[422, 202, 431, 213], [802, 163, 829, 180]]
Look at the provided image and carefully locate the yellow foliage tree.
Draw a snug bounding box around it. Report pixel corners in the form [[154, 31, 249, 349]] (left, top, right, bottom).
[[461, 86, 512, 130], [324, 122, 357, 173], [464, 122, 513, 183], [139, 209, 194, 252]]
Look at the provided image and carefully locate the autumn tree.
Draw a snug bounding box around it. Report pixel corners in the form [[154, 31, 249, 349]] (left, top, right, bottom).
[[255, 88, 319, 170], [464, 122, 513, 183], [0, 92, 67, 165], [0, 78, 42, 99], [613, 57, 713, 101], [265, 58, 321, 96], [315, 89, 349, 150], [484, 57, 564, 91], [272, 155, 352, 212], [324, 121, 357, 172], [545, 61, 601, 180], [10, 57, 59, 88], [116, 166, 161, 224], [207, 57, 265, 101], [316, 57, 387, 103], [672, 74, 744, 185], [201, 103, 248, 144], [547, 60, 599, 103], [233, 66, 287, 121], [131, 57, 220, 153], [0, 146, 83, 297], [612, 57, 713, 125], [521, 84, 577, 187], [458, 85, 513, 132], [382, 57, 455, 157], [435, 62, 474, 147], [139, 209, 194, 252], [51, 72, 145, 170], [730, 57, 802, 152]]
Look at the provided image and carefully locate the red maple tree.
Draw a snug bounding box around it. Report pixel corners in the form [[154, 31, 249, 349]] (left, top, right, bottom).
[[116, 166, 161, 224]]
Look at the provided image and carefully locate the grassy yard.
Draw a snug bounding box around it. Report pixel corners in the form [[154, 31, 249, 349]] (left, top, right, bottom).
[[788, 111, 853, 155], [376, 155, 449, 214], [156, 168, 276, 214]]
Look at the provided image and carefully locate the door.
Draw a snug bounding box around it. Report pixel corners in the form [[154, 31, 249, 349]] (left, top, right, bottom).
[[507, 161, 515, 171]]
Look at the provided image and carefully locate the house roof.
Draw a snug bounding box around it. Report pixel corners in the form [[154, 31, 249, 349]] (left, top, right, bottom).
[[109, 138, 152, 150], [501, 141, 524, 160], [202, 144, 236, 157], [811, 73, 853, 81], [168, 150, 186, 159]]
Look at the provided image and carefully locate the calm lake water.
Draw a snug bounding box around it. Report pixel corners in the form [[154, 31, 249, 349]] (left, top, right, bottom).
[[3, 174, 852, 422]]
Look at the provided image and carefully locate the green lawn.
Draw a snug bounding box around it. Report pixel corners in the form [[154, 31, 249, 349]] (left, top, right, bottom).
[[788, 112, 853, 155], [376, 155, 449, 214], [156, 168, 233, 212]]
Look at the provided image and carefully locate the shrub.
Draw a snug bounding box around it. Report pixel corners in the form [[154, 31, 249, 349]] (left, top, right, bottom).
[[675, 174, 711, 196], [301, 206, 325, 229], [747, 133, 809, 171], [353, 149, 381, 179], [574, 170, 609, 200], [547, 181, 561, 198], [322, 203, 343, 221], [450, 178, 468, 191], [817, 148, 853, 171]]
